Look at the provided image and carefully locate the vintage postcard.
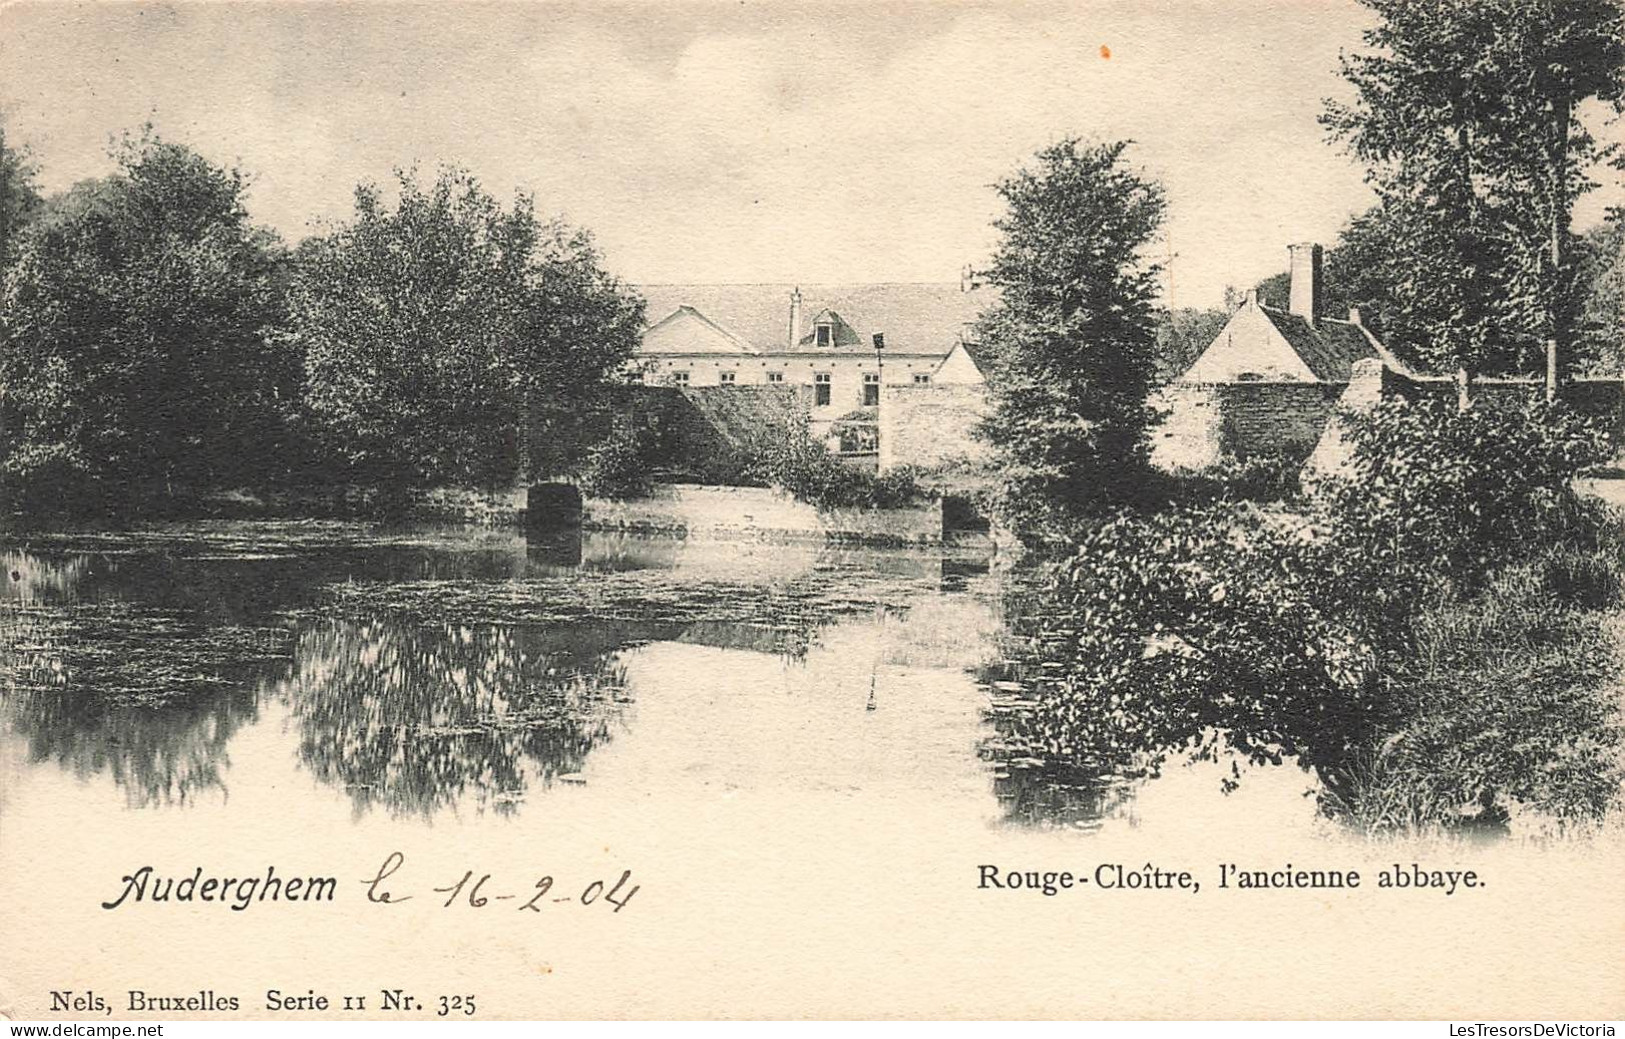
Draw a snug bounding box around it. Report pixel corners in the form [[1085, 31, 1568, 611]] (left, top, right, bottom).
[[2, 0, 1623, 1024]]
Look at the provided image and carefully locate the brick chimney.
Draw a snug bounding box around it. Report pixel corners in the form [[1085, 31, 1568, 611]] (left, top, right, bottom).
[[788, 287, 803, 349], [1288, 243, 1322, 326]]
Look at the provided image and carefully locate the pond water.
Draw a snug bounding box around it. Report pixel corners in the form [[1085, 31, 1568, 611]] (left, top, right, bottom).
[[0, 520, 1327, 840], [17, 522, 1611, 1020]]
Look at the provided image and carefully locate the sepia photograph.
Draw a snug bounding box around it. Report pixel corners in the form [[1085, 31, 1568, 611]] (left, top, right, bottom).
[[1, 0, 1623, 1024]]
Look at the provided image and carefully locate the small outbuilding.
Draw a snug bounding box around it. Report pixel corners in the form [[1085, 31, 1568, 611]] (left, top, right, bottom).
[[1153, 243, 1407, 470]]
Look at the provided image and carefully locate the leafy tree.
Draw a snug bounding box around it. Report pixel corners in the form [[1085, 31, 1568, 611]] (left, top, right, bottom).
[[1152, 306, 1228, 383], [0, 121, 43, 269], [1253, 206, 1401, 338], [1573, 215, 1623, 374], [292, 167, 644, 487], [1, 131, 295, 510], [1000, 506, 1387, 812], [996, 396, 1614, 824], [1318, 395, 1609, 605], [974, 138, 1167, 541], [1323, 0, 1625, 403]]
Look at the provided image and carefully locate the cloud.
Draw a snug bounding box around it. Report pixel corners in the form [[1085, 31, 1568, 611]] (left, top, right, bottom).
[[2, 1, 1617, 308]]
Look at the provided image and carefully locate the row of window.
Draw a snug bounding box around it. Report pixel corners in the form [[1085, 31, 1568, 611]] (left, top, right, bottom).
[[665, 370, 930, 405]]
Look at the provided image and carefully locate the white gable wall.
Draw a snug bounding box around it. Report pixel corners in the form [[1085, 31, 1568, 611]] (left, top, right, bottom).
[[642, 307, 756, 355], [1180, 304, 1317, 383], [932, 342, 986, 385]]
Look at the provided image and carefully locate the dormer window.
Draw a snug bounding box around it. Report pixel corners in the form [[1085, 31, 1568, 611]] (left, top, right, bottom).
[[804, 309, 847, 348]]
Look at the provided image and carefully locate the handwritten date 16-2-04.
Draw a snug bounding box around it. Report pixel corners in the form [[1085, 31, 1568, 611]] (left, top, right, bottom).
[[362, 852, 639, 913]]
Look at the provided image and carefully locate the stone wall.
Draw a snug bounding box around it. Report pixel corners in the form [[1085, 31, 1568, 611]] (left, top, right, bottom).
[[581, 483, 946, 545], [1304, 364, 1625, 479], [1302, 359, 1387, 479], [677, 385, 812, 455], [1156, 365, 1625, 476], [1385, 374, 1625, 442], [1151, 381, 1342, 471], [878, 384, 990, 471], [527, 384, 812, 482]]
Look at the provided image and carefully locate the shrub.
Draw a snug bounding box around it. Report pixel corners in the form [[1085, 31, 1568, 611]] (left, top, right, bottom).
[[1210, 451, 1304, 503], [1318, 396, 1609, 595], [0, 440, 100, 517], [1002, 424, 1625, 830], [1540, 544, 1624, 610], [729, 415, 923, 510], [1134, 452, 1305, 509], [1346, 563, 1625, 832], [576, 414, 661, 500], [1002, 506, 1387, 806]]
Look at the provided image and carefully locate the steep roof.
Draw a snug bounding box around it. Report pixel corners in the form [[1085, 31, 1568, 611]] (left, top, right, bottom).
[[1179, 294, 1401, 384], [635, 283, 989, 355], [933, 340, 988, 385], [643, 305, 760, 355], [1258, 306, 1379, 382]]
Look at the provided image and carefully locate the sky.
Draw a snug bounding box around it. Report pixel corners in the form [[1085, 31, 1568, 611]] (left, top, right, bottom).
[[2, 0, 1621, 310]]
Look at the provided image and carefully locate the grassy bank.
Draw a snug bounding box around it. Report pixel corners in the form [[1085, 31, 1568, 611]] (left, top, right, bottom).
[[1339, 530, 1625, 834]]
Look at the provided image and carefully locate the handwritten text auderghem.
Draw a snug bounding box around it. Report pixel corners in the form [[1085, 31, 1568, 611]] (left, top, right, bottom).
[[100, 867, 337, 911]]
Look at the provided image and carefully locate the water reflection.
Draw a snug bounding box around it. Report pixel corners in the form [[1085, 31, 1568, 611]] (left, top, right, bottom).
[[4, 551, 94, 603], [7, 681, 263, 807], [1, 586, 284, 806], [976, 654, 1143, 830], [282, 619, 632, 818], [6, 524, 1147, 831]]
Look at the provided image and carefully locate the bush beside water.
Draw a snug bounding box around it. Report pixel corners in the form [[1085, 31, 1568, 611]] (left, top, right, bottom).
[[1000, 396, 1625, 833], [578, 409, 924, 511]]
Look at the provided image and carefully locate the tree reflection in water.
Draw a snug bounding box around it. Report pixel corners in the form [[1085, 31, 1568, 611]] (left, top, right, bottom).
[[280, 619, 633, 818], [1, 600, 287, 807], [979, 655, 1140, 830], [7, 681, 264, 807]]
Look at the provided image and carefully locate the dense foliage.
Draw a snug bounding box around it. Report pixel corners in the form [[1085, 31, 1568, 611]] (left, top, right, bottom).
[[974, 139, 1167, 541], [1005, 507, 1386, 808], [718, 413, 922, 510], [1317, 396, 1610, 600], [1350, 554, 1624, 830], [291, 167, 644, 488], [0, 122, 43, 269], [1573, 215, 1624, 374], [1151, 306, 1228, 384], [1, 132, 296, 512], [1253, 206, 1403, 340], [1001, 396, 1619, 829], [575, 412, 663, 501], [1323, 0, 1625, 391]]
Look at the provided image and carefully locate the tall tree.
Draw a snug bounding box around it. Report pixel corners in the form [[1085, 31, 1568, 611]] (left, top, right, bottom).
[[1323, 0, 1625, 405], [1152, 306, 1229, 384], [975, 138, 1166, 541], [291, 167, 644, 487], [0, 121, 44, 269], [1, 131, 294, 510]]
